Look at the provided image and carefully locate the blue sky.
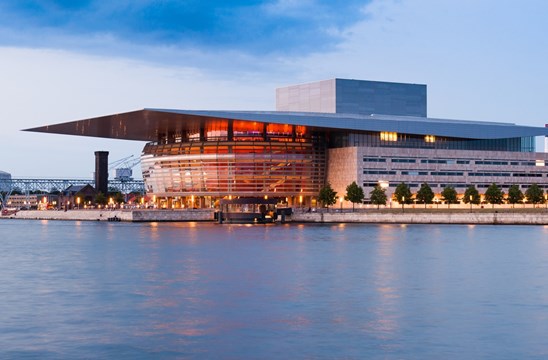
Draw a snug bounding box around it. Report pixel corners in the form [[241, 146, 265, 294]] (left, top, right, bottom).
[[0, 0, 368, 56], [1, 0, 548, 178]]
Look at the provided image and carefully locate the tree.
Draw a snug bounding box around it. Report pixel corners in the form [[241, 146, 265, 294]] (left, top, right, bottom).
[[484, 183, 504, 208], [318, 183, 337, 210], [113, 192, 125, 204], [344, 181, 365, 212], [441, 186, 457, 208], [370, 186, 387, 209], [393, 182, 412, 204], [95, 192, 108, 206], [416, 183, 434, 207], [525, 183, 545, 205], [463, 185, 481, 205], [507, 185, 524, 208]]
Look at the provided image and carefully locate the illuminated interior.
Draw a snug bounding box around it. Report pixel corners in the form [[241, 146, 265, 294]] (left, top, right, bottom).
[[141, 119, 326, 207]]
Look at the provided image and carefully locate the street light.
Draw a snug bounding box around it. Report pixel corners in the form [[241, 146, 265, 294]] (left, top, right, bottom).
[[76, 197, 81, 210], [340, 196, 343, 211], [402, 196, 405, 213], [469, 194, 473, 212]]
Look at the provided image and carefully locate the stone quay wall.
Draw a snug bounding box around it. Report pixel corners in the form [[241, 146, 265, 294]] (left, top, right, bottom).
[[3, 209, 547, 225], [131, 209, 214, 222], [2, 209, 215, 222], [291, 211, 548, 225]]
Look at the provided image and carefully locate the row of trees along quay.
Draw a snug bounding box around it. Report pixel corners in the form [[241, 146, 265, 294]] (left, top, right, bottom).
[[317, 182, 547, 211]]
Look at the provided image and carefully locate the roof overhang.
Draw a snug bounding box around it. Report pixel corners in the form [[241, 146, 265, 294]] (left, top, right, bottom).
[[23, 108, 548, 141]]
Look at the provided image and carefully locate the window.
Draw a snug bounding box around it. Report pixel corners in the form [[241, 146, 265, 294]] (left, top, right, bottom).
[[363, 157, 386, 163], [392, 158, 416, 163], [380, 132, 398, 142], [430, 171, 464, 176], [421, 159, 449, 164], [363, 170, 397, 175], [425, 135, 436, 143], [475, 160, 508, 165]]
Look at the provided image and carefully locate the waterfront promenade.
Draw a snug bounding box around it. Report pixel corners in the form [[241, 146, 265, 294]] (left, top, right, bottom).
[[2, 207, 548, 225]]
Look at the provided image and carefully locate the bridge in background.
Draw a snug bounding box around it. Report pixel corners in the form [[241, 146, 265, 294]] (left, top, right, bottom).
[[0, 178, 145, 209]]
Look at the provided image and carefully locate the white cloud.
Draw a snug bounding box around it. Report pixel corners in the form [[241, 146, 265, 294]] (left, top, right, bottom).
[[2, 0, 548, 177], [0, 47, 281, 177]]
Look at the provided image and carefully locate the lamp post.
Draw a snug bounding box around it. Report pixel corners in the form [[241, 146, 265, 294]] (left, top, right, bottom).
[[402, 196, 405, 213], [469, 195, 473, 212], [340, 196, 343, 212], [77, 197, 81, 210]]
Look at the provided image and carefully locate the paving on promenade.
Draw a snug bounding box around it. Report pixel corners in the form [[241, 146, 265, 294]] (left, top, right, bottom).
[[2, 207, 548, 225]]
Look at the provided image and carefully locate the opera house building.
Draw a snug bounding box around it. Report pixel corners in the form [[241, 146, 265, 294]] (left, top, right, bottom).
[[26, 79, 548, 208]]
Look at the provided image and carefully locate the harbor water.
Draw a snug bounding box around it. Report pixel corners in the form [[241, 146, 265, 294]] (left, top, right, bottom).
[[1, 220, 548, 359]]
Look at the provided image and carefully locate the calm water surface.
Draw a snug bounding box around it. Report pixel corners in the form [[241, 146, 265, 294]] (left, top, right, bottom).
[[1, 220, 548, 359]]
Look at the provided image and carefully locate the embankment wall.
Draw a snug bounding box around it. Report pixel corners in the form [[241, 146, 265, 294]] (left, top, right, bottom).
[[291, 212, 548, 225]]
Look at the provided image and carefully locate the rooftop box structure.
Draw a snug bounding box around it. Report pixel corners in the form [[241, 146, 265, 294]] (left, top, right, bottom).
[[276, 78, 427, 117]]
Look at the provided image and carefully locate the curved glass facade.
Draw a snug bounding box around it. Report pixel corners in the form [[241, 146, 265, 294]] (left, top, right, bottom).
[[141, 140, 326, 204]]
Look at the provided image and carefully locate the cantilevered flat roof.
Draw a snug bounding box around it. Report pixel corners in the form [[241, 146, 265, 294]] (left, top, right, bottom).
[[24, 108, 548, 141]]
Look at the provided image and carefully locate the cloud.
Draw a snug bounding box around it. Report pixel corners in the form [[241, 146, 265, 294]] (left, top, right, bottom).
[[0, 0, 371, 57], [0, 46, 287, 178], [2, 0, 548, 178]]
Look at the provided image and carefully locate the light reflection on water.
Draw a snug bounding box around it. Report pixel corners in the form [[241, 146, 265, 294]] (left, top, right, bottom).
[[1, 220, 548, 358]]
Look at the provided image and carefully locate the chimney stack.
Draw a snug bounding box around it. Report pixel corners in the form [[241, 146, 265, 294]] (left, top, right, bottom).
[[95, 151, 109, 195]]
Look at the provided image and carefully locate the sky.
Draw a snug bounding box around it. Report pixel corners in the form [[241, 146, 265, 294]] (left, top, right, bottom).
[[1, 0, 548, 178]]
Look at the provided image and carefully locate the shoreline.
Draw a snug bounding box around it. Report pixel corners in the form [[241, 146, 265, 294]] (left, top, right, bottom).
[[2, 208, 547, 225]]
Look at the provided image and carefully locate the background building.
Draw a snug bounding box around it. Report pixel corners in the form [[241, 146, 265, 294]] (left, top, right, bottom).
[[26, 79, 548, 207]]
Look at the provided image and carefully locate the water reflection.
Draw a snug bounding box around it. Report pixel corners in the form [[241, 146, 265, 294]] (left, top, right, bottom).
[[2, 221, 548, 358]]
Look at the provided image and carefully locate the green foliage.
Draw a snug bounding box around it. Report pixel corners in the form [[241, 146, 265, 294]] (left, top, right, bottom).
[[484, 183, 504, 206], [95, 192, 108, 205], [507, 185, 524, 206], [344, 181, 365, 211], [416, 183, 434, 206], [393, 183, 412, 204], [370, 186, 387, 209], [113, 192, 125, 204], [441, 186, 457, 207], [463, 185, 481, 205], [318, 183, 337, 209], [525, 183, 545, 204]]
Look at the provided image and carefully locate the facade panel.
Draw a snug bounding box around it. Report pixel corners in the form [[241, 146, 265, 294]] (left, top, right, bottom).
[[335, 79, 427, 117], [276, 78, 426, 117], [356, 147, 548, 200]]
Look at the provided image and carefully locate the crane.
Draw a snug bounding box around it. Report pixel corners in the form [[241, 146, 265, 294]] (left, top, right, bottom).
[[108, 155, 141, 182]]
